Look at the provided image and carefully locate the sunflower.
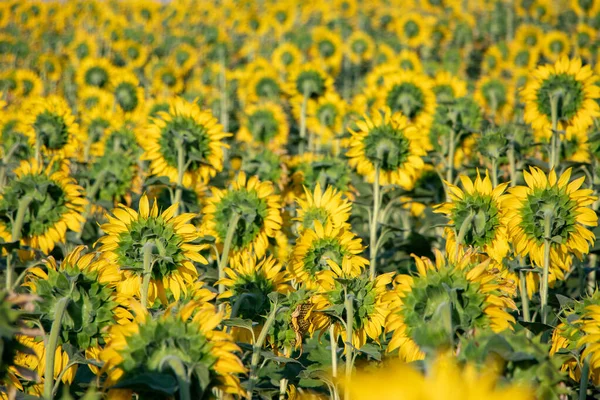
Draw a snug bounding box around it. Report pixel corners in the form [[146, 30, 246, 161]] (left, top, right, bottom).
[[395, 12, 433, 48], [571, 0, 600, 17], [234, 146, 288, 189], [561, 127, 591, 163], [77, 86, 114, 112], [346, 108, 426, 189], [168, 42, 198, 74], [376, 71, 437, 129], [481, 45, 506, 76], [96, 194, 208, 306], [550, 292, 600, 386], [237, 101, 289, 151], [0, 159, 86, 254], [266, 3, 296, 38], [110, 69, 145, 116], [80, 105, 115, 161], [12, 69, 43, 101], [100, 301, 245, 397], [385, 250, 516, 362], [573, 24, 596, 60], [140, 97, 229, 186], [432, 71, 468, 103], [67, 31, 98, 65], [289, 220, 368, 289], [503, 167, 597, 273], [474, 76, 514, 122], [272, 42, 304, 74], [395, 49, 424, 73], [238, 68, 284, 105], [23, 95, 80, 159], [541, 31, 571, 62], [201, 172, 282, 259], [515, 24, 544, 49], [344, 354, 534, 400], [346, 31, 375, 65], [76, 57, 115, 90], [217, 252, 290, 341], [295, 183, 352, 233], [150, 64, 185, 95], [36, 53, 62, 82], [306, 90, 346, 146], [521, 56, 600, 136], [286, 62, 334, 101], [23, 246, 120, 353], [508, 43, 540, 72], [435, 172, 510, 262], [311, 271, 393, 350]]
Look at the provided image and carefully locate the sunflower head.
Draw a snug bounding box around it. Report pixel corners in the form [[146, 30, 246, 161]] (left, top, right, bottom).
[[436, 172, 509, 261], [385, 250, 516, 361], [0, 159, 86, 254], [24, 246, 118, 349], [503, 167, 598, 268], [202, 172, 282, 259], [287, 62, 333, 100], [98, 194, 207, 306], [295, 183, 352, 233], [237, 101, 289, 150], [346, 108, 426, 188], [100, 301, 245, 396], [235, 146, 287, 188], [288, 153, 356, 200], [379, 72, 436, 127]]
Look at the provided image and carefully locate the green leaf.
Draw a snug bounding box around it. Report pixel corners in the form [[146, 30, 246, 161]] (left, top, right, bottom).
[[260, 351, 303, 365], [112, 372, 178, 394], [518, 321, 554, 335], [357, 343, 382, 361], [555, 294, 575, 309], [222, 318, 255, 331]]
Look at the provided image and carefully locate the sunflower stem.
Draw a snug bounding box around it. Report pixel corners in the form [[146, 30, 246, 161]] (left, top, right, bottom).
[[549, 94, 560, 170], [508, 140, 517, 187], [455, 210, 475, 260], [490, 157, 498, 187], [43, 296, 69, 400], [541, 211, 553, 325], [173, 138, 186, 216], [161, 356, 191, 400], [140, 242, 155, 310], [219, 54, 229, 134], [75, 169, 108, 241], [579, 356, 590, 400], [518, 269, 531, 330], [587, 254, 597, 296], [330, 324, 338, 379], [369, 164, 381, 281], [446, 126, 456, 185], [299, 90, 308, 155], [279, 378, 288, 400], [248, 301, 279, 399], [6, 195, 33, 290], [343, 293, 354, 400], [218, 212, 240, 312]]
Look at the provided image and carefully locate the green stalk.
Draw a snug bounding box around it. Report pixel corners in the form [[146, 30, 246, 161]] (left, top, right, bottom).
[[6, 196, 33, 290], [219, 55, 229, 134], [455, 211, 475, 259], [343, 294, 354, 400], [173, 138, 186, 216], [75, 169, 108, 241], [587, 254, 597, 296], [446, 127, 456, 184], [43, 297, 69, 400], [299, 90, 308, 155], [140, 242, 155, 310], [549, 94, 560, 170], [490, 157, 498, 187], [247, 303, 279, 399], [579, 357, 590, 400], [541, 212, 553, 324], [218, 213, 240, 310], [162, 357, 191, 400], [330, 324, 338, 379], [508, 140, 517, 187], [369, 164, 381, 280], [279, 378, 288, 400], [519, 270, 531, 323]]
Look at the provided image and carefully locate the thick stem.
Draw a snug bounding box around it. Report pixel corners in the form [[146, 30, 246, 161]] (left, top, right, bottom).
[[279, 378, 288, 400], [579, 357, 590, 400], [587, 254, 597, 296], [6, 196, 33, 290], [455, 211, 475, 260], [508, 141, 517, 187], [247, 303, 279, 399], [140, 242, 155, 310], [162, 357, 191, 400], [490, 158, 498, 187], [43, 297, 69, 400], [299, 91, 308, 155], [446, 128, 456, 184], [369, 165, 381, 281], [519, 270, 531, 323], [330, 324, 338, 379], [218, 213, 241, 310], [75, 170, 108, 240], [549, 94, 560, 170], [173, 139, 186, 216], [541, 212, 553, 325], [219, 57, 229, 134], [343, 294, 354, 400]]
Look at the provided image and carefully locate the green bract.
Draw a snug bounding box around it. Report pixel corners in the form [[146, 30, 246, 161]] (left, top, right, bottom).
[[452, 193, 501, 247], [520, 187, 577, 245], [115, 82, 139, 112], [33, 111, 68, 151], [296, 70, 325, 98], [385, 82, 425, 118], [158, 115, 211, 171], [328, 276, 377, 331], [302, 237, 345, 277], [362, 124, 410, 171], [248, 109, 279, 142], [535, 74, 584, 121]]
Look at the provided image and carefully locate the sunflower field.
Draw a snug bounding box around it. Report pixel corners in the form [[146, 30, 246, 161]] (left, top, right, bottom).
[[2, 0, 600, 399]]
